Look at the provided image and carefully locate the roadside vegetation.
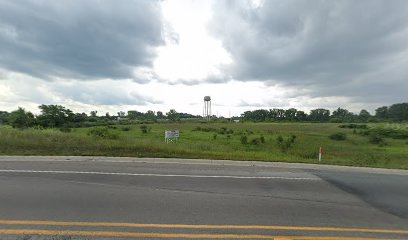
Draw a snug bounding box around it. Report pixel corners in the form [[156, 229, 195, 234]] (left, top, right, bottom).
[[0, 103, 407, 169]]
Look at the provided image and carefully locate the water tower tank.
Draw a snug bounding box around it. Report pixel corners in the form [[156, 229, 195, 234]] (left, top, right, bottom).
[[204, 96, 211, 101]]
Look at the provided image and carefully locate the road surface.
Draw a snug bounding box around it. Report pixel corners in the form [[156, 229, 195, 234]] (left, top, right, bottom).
[[0, 156, 407, 239]]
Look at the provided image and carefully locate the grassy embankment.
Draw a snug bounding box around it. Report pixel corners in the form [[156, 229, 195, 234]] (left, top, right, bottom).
[[0, 122, 407, 169]]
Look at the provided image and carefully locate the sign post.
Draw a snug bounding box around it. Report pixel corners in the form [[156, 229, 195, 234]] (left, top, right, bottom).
[[165, 130, 179, 143]]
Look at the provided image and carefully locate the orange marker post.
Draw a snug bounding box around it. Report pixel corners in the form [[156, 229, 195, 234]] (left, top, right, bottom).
[[319, 146, 323, 162]]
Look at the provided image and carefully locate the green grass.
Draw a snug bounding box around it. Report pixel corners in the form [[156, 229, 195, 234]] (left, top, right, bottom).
[[1, 122, 407, 169]]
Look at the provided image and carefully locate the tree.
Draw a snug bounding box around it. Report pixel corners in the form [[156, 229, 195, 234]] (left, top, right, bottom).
[[358, 109, 371, 122], [8, 107, 35, 129], [295, 111, 307, 121], [90, 111, 98, 117], [127, 111, 142, 119], [156, 111, 164, 119], [0, 111, 9, 124], [145, 110, 156, 120], [309, 108, 330, 121], [285, 108, 297, 121], [332, 108, 354, 122], [166, 109, 179, 122], [72, 113, 87, 123], [37, 104, 74, 128], [375, 106, 388, 119], [388, 103, 408, 121]]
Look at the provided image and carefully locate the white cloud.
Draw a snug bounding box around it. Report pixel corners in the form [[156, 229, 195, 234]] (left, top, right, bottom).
[[153, 0, 231, 83]]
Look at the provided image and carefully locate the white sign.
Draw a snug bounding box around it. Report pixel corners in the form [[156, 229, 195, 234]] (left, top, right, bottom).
[[165, 130, 179, 143]]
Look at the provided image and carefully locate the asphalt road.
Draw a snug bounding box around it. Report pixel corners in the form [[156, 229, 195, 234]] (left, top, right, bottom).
[[0, 156, 407, 239]]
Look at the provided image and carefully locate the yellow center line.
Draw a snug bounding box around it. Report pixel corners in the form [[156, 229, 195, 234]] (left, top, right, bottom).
[[0, 229, 396, 239], [0, 220, 407, 235]]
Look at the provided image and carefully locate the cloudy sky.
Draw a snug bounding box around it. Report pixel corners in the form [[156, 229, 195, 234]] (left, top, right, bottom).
[[1, 0, 407, 116]]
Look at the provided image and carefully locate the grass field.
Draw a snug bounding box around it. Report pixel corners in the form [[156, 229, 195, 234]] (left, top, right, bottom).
[[1, 122, 407, 169]]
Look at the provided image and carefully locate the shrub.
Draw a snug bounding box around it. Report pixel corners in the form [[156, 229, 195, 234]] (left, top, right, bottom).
[[140, 125, 151, 134], [260, 135, 265, 143], [192, 126, 202, 131], [276, 135, 284, 145], [219, 127, 227, 134], [240, 135, 248, 144], [329, 132, 347, 141], [339, 124, 367, 129], [369, 134, 385, 145], [87, 127, 118, 139], [121, 127, 131, 131], [213, 134, 217, 140], [369, 128, 408, 139], [276, 135, 295, 153], [251, 138, 261, 145], [59, 127, 72, 133]]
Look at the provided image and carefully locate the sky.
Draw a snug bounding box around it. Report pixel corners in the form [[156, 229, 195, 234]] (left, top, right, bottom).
[[0, 0, 407, 117]]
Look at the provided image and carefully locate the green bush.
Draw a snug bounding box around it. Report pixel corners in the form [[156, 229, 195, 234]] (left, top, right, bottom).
[[369, 128, 408, 139], [213, 134, 217, 140], [87, 127, 118, 139], [59, 127, 72, 133], [121, 127, 131, 131], [329, 132, 347, 141], [369, 134, 385, 145], [276, 135, 296, 152], [140, 125, 151, 134], [339, 124, 367, 129], [240, 135, 248, 144], [250, 138, 261, 145]]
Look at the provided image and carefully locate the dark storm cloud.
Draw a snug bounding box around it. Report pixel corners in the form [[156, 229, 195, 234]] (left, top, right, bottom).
[[49, 82, 163, 106], [0, 0, 164, 80], [210, 0, 408, 103]]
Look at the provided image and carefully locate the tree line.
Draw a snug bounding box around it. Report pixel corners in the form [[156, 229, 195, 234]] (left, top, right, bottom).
[[240, 103, 408, 122], [0, 104, 200, 129], [0, 103, 407, 129]]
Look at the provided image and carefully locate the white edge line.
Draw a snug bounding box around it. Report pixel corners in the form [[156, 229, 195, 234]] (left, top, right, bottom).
[[0, 169, 320, 180]]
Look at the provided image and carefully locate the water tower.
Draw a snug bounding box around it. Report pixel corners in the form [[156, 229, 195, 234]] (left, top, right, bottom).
[[203, 96, 211, 121]]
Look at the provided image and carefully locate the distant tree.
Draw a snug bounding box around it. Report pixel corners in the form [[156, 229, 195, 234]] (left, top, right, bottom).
[[90, 111, 98, 117], [358, 109, 371, 122], [145, 110, 156, 120], [179, 112, 202, 119], [8, 107, 35, 129], [252, 109, 269, 121], [156, 111, 164, 119], [295, 111, 307, 121], [0, 111, 9, 124], [388, 103, 408, 121], [268, 109, 285, 120], [127, 110, 142, 120], [72, 113, 88, 123], [375, 106, 388, 119], [285, 108, 297, 121], [275, 109, 285, 120], [166, 109, 179, 122], [37, 104, 74, 128], [332, 108, 354, 122], [309, 108, 330, 121]]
